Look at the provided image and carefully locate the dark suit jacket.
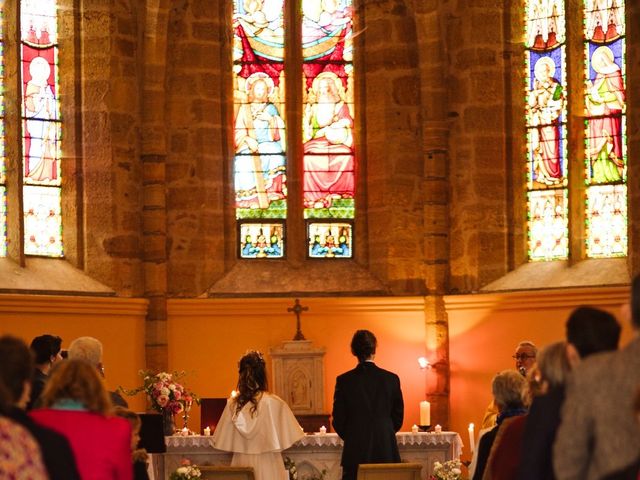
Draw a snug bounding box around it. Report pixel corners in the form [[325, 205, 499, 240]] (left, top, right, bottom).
[[27, 368, 47, 410], [8, 407, 81, 480], [517, 386, 564, 480], [332, 361, 404, 468]]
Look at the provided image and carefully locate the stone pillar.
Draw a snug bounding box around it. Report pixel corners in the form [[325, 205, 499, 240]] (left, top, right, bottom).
[[142, 2, 170, 371]]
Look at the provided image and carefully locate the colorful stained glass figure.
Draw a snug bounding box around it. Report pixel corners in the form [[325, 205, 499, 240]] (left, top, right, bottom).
[[527, 189, 568, 261], [586, 184, 626, 257], [525, 0, 568, 261], [308, 222, 352, 258], [21, 0, 62, 257], [233, 0, 287, 221], [0, 9, 5, 257], [584, 0, 626, 258], [23, 185, 62, 257], [239, 223, 284, 258], [302, 0, 355, 222]]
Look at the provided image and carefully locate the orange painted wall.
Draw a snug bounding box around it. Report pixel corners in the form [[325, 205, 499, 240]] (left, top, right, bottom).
[[0, 295, 148, 413], [166, 297, 429, 434], [445, 286, 632, 461]]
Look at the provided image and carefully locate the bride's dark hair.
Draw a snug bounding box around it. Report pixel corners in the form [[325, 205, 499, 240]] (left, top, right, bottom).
[[235, 351, 267, 416]]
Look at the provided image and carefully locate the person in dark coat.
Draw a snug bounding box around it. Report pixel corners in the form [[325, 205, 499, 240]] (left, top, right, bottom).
[[28, 334, 63, 410], [0, 335, 80, 480], [332, 329, 404, 480]]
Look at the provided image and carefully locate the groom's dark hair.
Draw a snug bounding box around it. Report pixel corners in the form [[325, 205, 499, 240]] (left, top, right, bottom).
[[351, 330, 377, 363]]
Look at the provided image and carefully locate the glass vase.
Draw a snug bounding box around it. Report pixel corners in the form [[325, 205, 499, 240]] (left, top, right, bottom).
[[162, 409, 175, 436]]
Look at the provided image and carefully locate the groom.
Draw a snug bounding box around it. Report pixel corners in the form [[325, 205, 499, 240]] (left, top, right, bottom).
[[332, 329, 404, 480]]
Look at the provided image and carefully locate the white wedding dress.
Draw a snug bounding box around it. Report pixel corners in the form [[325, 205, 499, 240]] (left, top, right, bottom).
[[213, 392, 304, 480]]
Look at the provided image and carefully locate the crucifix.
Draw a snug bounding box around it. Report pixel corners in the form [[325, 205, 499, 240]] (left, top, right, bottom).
[[287, 298, 309, 341]]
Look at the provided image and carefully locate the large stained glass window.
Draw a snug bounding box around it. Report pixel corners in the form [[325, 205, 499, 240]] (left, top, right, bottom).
[[302, 0, 355, 259], [233, 0, 286, 259], [232, 0, 355, 259], [0, 7, 6, 258], [21, 0, 62, 257], [584, 0, 626, 257], [525, 0, 568, 261], [525, 0, 627, 261]]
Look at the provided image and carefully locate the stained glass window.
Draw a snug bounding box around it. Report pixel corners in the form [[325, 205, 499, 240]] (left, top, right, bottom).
[[232, 0, 356, 259], [302, 0, 355, 257], [525, 0, 568, 261], [0, 7, 5, 258], [233, 0, 287, 255], [584, 0, 626, 258], [21, 0, 62, 257]]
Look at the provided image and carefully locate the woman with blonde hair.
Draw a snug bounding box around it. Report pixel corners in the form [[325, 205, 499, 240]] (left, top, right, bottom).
[[30, 359, 132, 480], [213, 351, 304, 480]]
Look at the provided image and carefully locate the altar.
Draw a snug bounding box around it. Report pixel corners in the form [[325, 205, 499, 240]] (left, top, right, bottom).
[[161, 432, 463, 480]]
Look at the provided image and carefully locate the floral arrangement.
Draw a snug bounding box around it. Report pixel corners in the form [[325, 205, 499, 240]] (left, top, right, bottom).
[[169, 459, 201, 480], [431, 459, 463, 480], [284, 457, 326, 480], [120, 370, 198, 414]]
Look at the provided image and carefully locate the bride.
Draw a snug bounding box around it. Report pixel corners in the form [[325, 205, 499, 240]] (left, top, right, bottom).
[[213, 351, 304, 480]]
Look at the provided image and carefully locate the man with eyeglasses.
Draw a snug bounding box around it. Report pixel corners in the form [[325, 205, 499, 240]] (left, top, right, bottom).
[[480, 341, 538, 430]]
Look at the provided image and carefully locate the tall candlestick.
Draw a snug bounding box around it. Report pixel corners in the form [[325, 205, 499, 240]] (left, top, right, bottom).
[[468, 423, 475, 454], [419, 400, 431, 426]]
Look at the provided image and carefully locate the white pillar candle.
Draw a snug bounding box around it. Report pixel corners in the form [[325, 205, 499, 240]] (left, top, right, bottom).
[[419, 400, 431, 426], [411, 424, 419, 434], [319, 425, 327, 435], [435, 424, 442, 433], [203, 426, 211, 436], [468, 423, 475, 453]]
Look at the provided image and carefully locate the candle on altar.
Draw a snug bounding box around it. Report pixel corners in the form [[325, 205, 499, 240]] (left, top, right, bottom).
[[419, 400, 430, 426], [468, 423, 475, 453], [203, 426, 211, 436], [435, 424, 442, 433], [411, 424, 419, 434], [319, 425, 327, 435], [231, 390, 237, 398]]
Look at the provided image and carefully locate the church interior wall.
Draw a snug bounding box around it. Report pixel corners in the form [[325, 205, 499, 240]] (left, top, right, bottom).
[[166, 297, 427, 434]]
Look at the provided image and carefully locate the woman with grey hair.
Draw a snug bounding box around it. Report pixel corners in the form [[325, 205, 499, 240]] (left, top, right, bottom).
[[471, 370, 529, 480]]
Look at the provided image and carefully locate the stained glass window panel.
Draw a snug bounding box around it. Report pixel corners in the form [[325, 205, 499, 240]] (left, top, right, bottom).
[[528, 189, 568, 261], [23, 185, 62, 257], [21, 0, 62, 257], [584, 0, 626, 258], [525, 0, 568, 261], [308, 222, 352, 259], [239, 222, 284, 258], [302, 0, 355, 221], [0, 8, 5, 257], [586, 184, 626, 257], [233, 0, 287, 222]]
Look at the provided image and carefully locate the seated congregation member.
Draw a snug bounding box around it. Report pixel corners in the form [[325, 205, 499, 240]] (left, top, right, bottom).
[[0, 335, 80, 480], [518, 307, 620, 480], [31, 359, 133, 480], [213, 351, 304, 480], [471, 370, 528, 480], [486, 342, 570, 480], [480, 341, 537, 430], [0, 378, 48, 479], [113, 407, 150, 480], [68, 336, 128, 407], [28, 333, 64, 410], [554, 276, 640, 480]]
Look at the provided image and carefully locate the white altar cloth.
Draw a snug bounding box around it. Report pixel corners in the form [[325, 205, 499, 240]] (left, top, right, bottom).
[[163, 432, 462, 479]]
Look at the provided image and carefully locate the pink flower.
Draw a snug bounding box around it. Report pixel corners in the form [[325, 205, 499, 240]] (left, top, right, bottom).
[[174, 390, 182, 401], [157, 394, 169, 407], [181, 458, 191, 466]]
